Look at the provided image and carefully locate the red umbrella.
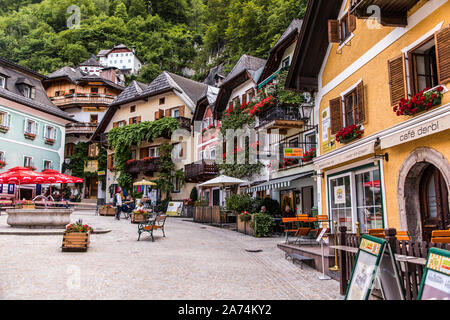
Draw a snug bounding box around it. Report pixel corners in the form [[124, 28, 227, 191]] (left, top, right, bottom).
[[0, 168, 53, 184], [41, 170, 84, 184]]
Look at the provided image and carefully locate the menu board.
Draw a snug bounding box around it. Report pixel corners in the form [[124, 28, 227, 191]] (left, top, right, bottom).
[[418, 248, 450, 300], [166, 201, 183, 216], [346, 235, 405, 300]]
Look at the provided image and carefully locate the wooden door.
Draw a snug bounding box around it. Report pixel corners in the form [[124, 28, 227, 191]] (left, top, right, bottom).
[[419, 165, 450, 242], [302, 186, 314, 215]]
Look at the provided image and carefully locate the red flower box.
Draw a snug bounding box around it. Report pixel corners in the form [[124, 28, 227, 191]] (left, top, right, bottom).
[[45, 138, 55, 145], [336, 124, 364, 143], [24, 132, 36, 140], [0, 160, 6, 168], [393, 86, 444, 116]]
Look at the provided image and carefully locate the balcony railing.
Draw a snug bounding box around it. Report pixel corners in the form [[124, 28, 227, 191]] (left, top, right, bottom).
[[276, 140, 317, 170], [257, 105, 305, 129], [125, 157, 161, 175], [65, 122, 98, 135], [50, 93, 115, 107], [185, 160, 218, 182], [176, 116, 191, 131]]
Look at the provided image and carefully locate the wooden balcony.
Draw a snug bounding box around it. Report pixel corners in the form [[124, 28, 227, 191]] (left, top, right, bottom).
[[257, 105, 305, 131], [185, 161, 218, 183], [176, 116, 191, 131], [125, 157, 161, 175], [65, 122, 98, 136], [349, 0, 421, 26], [50, 93, 115, 108]]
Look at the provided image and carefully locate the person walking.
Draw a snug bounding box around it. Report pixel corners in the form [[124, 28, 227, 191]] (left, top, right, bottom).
[[115, 189, 123, 220]]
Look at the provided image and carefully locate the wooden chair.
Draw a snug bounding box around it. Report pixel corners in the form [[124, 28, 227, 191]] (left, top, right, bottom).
[[137, 215, 167, 242], [281, 217, 300, 243], [431, 230, 450, 243]]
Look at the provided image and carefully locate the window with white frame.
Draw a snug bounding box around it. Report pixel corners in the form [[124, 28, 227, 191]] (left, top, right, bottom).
[[43, 160, 52, 170], [171, 108, 180, 118], [0, 75, 6, 88], [24, 156, 33, 168], [0, 151, 5, 162], [173, 176, 181, 192], [25, 119, 36, 134], [198, 150, 203, 161], [149, 147, 160, 158], [282, 57, 290, 70], [0, 111, 10, 128], [44, 125, 55, 140], [210, 147, 216, 161]]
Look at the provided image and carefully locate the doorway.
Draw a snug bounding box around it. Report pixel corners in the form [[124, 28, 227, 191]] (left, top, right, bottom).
[[419, 164, 450, 242], [85, 176, 98, 199]]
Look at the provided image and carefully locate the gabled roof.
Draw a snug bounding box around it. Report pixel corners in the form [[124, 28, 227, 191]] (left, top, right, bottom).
[[202, 63, 226, 86], [79, 54, 102, 67], [111, 80, 147, 105], [0, 57, 74, 122], [46, 66, 84, 83], [272, 19, 303, 52], [286, 0, 343, 91], [193, 85, 219, 122], [222, 54, 267, 85]]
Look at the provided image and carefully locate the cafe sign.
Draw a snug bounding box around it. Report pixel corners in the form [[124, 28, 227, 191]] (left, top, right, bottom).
[[315, 142, 374, 170], [283, 147, 303, 159], [381, 113, 450, 150]]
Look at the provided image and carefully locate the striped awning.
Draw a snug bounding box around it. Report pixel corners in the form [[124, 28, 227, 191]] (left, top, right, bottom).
[[247, 171, 314, 193]]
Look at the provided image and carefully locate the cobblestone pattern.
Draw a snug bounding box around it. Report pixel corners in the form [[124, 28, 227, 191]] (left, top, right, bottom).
[[0, 211, 342, 300]]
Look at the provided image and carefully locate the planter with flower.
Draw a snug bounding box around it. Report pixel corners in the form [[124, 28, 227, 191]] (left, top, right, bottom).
[[237, 211, 254, 236], [131, 209, 150, 224], [45, 138, 55, 146], [24, 132, 36, 140], [14, 200, 35, 209], [62, 219, 92, 252], [201, 124, 216, 136], [393, 86, 444, 116], [335, 124, 364, 144], [99, 204, 115, 216], [302, 148, 316, 163], [0, 160, 6, 169], [0, 125, 9, 133]]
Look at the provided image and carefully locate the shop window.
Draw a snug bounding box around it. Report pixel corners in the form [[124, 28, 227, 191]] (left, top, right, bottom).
[[408, 37, 438, 95], [355, 169, 383, 233], [329, 175, 353, 231]]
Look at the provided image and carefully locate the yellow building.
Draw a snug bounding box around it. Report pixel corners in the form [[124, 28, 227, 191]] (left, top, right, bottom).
[[287, 0, 450, 242], [92, 72, 207, 204]]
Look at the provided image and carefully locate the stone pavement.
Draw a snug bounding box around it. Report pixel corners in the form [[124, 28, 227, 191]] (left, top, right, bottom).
[[0, 211, 342, 300]]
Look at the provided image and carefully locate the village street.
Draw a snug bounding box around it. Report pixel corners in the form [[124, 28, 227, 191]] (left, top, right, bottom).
[[0, 211, 342, 300]]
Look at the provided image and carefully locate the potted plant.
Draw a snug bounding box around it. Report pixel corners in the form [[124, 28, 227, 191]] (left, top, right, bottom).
[[302, 147, 316, 162], [0, 160, 6, 169], [45, 138, 55, 146], [335, 124, 364, 144], [99, 204, 115, 216], [393, 86, 444, 116], [131, 209, 149, 223], [0, 125, 9, 133], [62, 219, 91, 252]]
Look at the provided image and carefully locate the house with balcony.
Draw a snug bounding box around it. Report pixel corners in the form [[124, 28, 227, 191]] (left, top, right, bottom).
[[286, 0, 450, 241], [97, 44, 142, 75], [0, 57, 74, 199], [186, 85, 221, 205], [91, 71, 208, 204], [42, 60, 124, 201]]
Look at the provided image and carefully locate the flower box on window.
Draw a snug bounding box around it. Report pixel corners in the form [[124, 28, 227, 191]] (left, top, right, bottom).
[[0, 160, 6, 168], [25, 166, 36, 171], [393, 86, 444, 116], [302, 148, 316, 162], [336, 124, 364, 144], [45, 138, 55, 145], [0, 125, 9, 133], [24, 132, 36, 140]]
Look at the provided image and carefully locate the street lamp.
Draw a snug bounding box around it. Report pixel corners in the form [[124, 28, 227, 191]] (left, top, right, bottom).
[[299, 92, 314, 123]]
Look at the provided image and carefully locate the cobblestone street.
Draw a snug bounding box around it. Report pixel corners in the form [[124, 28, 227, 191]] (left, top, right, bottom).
[[0, 211, 342, 300]]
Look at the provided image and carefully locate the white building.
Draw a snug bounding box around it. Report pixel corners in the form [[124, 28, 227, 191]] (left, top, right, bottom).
[[97, 44, 142, 75]]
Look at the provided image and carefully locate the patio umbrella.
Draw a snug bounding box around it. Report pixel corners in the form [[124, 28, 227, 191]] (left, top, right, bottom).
[[133, 179, 157, 186], [0, 168, 54, 199], [41, 170, 84, 184], [198, 175, 249, 206]]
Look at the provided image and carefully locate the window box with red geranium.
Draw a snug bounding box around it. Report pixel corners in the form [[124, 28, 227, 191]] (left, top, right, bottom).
[[45, 138, 55, 146], [302, 148, 316, 162], [336, 124, 364, 144], [393, 86, 444, 116], [0, 160, 6, 169], [0, 125, 9, 133], [141, 156, 154, 163], [24, 132, 36, 140], [126, 159, 138, 166]]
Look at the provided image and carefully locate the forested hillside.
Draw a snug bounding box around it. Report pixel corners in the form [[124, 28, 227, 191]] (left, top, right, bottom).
[[0, 0, 307, 83]]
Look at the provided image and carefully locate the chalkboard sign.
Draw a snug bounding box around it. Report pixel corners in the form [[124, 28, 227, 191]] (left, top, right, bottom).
[[345, 235, 405, 300], [417, 247, 450, 300], [166, 201, 183, 216]]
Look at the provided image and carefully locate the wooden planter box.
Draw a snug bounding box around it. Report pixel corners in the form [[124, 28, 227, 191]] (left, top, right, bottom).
[[62, 231, 90, 252], [22, 204, 35, 209], [131, 213, 148, 224], [99, 206, 116, 216], [237, 214, 255, 236]]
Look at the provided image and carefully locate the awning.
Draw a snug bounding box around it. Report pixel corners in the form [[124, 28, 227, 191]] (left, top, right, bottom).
[[247, 171, 313, 193], [258, 69, 282, 89]]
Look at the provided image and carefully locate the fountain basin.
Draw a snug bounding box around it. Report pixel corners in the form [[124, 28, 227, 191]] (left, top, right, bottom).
[[6, 209, 73, 229]]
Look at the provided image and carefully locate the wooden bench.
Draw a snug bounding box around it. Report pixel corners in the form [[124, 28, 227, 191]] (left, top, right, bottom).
[[431, 230, 450, 243], [285, 252, 314, 269], [137, 215, 167, 242]]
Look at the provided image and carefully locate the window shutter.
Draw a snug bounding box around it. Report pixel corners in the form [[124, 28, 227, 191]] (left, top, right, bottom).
[[113, 121, 118, 128], [435, 25, 450, 84], [136, 116, 141, 124], [129, 118, 133, 125], [154, 111, 160, 120], [165, 109, 171, 117], [330, 97, 343, 135], [179, 106, 185, 117], [242, 94, 247, 105], [356, 81, 366, 124], [348, 14, 357, 33], [388, 55, 406, 106], [108, 154, 114, 170], [328, 20, 340, 43]]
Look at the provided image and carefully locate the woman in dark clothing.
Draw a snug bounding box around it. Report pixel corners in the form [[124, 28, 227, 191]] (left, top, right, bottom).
[[284, 205, 295, 217]]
